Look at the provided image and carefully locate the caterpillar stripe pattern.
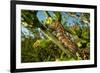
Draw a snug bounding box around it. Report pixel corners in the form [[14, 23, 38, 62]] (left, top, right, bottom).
[[47, 20, 78, 53]]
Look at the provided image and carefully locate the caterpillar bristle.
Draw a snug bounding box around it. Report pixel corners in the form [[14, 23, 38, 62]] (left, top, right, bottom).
[[47, 20, 78, 53]]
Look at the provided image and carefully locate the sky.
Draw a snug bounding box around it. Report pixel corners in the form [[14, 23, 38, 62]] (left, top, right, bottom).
[[36, 10, 78, 25]]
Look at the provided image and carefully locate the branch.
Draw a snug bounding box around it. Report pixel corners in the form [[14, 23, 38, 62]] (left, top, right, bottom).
[[40, 28, 78, 60]]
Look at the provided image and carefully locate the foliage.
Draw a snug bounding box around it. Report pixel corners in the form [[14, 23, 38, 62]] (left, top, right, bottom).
[[21, 10, 90, 62]]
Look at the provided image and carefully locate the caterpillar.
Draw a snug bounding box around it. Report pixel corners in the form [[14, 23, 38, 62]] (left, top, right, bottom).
[[47, 20, 78, 53]]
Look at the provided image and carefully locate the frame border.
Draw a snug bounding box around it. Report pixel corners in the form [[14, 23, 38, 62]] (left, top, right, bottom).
[[10, 1, 97, 72]]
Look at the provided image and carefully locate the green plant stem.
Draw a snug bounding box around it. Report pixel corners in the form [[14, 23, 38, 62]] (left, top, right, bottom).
[[40, 28, 77, 60]]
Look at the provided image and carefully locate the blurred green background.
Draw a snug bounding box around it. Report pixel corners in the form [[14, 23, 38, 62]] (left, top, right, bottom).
[[21, 10, 90, 63]]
